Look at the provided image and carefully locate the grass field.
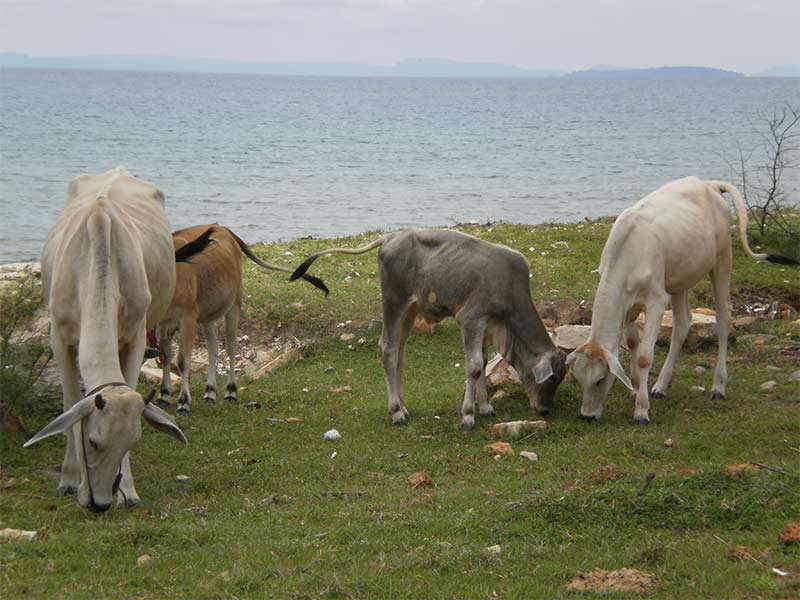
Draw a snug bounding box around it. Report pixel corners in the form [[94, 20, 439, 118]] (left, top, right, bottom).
[[1, 221, 799, 599]]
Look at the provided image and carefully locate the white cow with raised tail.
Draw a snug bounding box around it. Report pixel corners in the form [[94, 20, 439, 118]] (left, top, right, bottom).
[[25, 168, 202, 512], [568, 177, 797, 425]]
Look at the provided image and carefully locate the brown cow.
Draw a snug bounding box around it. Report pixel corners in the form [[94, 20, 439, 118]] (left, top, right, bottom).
[[156, 225, 327, 415]]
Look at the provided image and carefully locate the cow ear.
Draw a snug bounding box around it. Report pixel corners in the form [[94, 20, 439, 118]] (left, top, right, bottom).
[[143, 402, 188, 445], [532, 356, 554, 384], [606, 352, 634, 391], [23, 397, 95, 448]]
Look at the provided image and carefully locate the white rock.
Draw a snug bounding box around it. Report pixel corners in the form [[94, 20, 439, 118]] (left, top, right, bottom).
[[691, 385, 706, 392], [339, 333, 355, 342], [760, 381, 777, 391], [694, 366, 706, 374], [175, 475, 190, 482], [519, 451, 539, 462], [766, 365, 781, 371], [323, 429, 341, 441], [790, 370, 800, 382], [552, 325, 592, 351], [483, 544, 502, 555]]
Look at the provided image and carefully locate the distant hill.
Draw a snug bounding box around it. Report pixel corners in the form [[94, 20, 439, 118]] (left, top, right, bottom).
[[754, 64, 800, 77], [0, 52, 562, 78], [566, 66, 744, 79]]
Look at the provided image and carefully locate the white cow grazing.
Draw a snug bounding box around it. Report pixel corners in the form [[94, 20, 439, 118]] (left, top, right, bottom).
[[568, 177, 797, 425], [25, 167, 188, 512]]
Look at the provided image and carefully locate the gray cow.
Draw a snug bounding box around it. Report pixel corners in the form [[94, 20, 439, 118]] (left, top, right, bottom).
[[291, 228, 566, 428]]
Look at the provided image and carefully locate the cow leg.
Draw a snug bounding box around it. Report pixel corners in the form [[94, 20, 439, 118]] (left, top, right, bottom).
[[394, 307, 416, 421], [710, 252, 732, 400], [223, 304, 240, 403], [379, 303, 413, 426], [458, 313, 488, 429], [624, 317, 641, 391], [632, 296, 668, 425], [176, 313, 197, 416], [116, 326, 146, 506], [476, 346, 494, 418], [52, 337, 81, 497], [156, 325, 175, 407], [652, 291, 690, 398], [201, 321, 218, 403]]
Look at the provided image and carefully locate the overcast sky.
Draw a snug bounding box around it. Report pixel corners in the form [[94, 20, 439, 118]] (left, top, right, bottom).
[[1, 0, 798, 73]]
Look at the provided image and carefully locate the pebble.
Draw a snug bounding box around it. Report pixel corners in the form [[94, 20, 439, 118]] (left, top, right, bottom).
[[766, 365, 781, 371], [339, 333, 355, 342], [519, 451, 539, 462], [691, 385, 705, 392], [760, 381, 777, 391], [136, 554, 151, 567], [693, 366, 706, 374], [663, 438, 674, 448], [323, 429, 341, 441], [483, 544, 502, 555], [790, 370, 800, 382], [175, 475, 190, 482]]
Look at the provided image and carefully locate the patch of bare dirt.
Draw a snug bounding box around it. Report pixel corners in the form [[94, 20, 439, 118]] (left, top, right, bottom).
[[566, 568, 657, 593]]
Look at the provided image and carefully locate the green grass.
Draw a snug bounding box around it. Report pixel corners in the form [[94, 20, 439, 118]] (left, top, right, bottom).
[[2, 222, 799, 599]]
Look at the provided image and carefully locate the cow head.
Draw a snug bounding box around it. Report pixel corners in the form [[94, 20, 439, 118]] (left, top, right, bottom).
[[566, 340, 634, 420], [24, 387, 186, 511], [515, 348, 567, 414]]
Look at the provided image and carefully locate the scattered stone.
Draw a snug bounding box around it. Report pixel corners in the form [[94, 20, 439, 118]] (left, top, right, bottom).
[[175, 475, 190, 483], [765, 365, 781, 371], [219, 571, 232, 582], [789, 370, 800, 382], [140, 363, 180, 387], [485, 441, 514, 456], [407, 470, 435, 488], [324, 366, 335, 373], [285, 417, 303, 423], [0, 528, 46, 541], [694, 366, 706, 374], [519, 451, 539, 462], [485, 354, 521, 386], [482, 544, 502, 556], [243, 401, 261, 409], [339, 333, 355, 342], [732, 316, 761, 331], [566, 568, 657, 593], [663, 438, 673, 448], [323, 429, 341, 441], [691, 385, 706, 392], [491, 420, 548, 440], [552, 324, 591, 351], [778, 522, 800, 546], [136, 554, 151, 567], [329, 385, 352, 393], [760, 381, 778, 391]]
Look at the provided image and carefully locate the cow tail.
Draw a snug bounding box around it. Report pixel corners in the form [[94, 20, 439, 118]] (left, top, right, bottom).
[[289, 236, 386, 282]]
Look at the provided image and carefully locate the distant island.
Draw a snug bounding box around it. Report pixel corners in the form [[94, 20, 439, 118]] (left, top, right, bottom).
[[566, 66, 743, 79], [0, 52, 797, 79]]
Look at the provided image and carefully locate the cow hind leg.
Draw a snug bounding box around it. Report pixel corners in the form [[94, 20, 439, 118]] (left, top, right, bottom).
[[223, 305, 240, 403], [652, 291, 690, 399], [379, 302, 413, 426], [624, 316, 642, 393], [710, 253, 732, 400], [176, 314, 198, 416], [202, 321, 219, 403]]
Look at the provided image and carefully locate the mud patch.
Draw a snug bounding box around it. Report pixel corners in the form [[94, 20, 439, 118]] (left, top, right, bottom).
[[567, 568, 657, 593]]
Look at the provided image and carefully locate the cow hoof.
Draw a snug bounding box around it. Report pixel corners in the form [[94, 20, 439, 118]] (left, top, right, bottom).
[[156, 397, 171, 408], [579, 414, 599, 423], [224, 395, 238, 403], [56, 485, 77, 498], [710, 390, 726, 401], [650, 390, 666, 400], [479, 407, 496, 418], [391, 416, 408, 426], [633, 416, 651, 426], [402, 407, 410, 419], [176, 405, 190, 417], [535, 406, 549, 416]]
